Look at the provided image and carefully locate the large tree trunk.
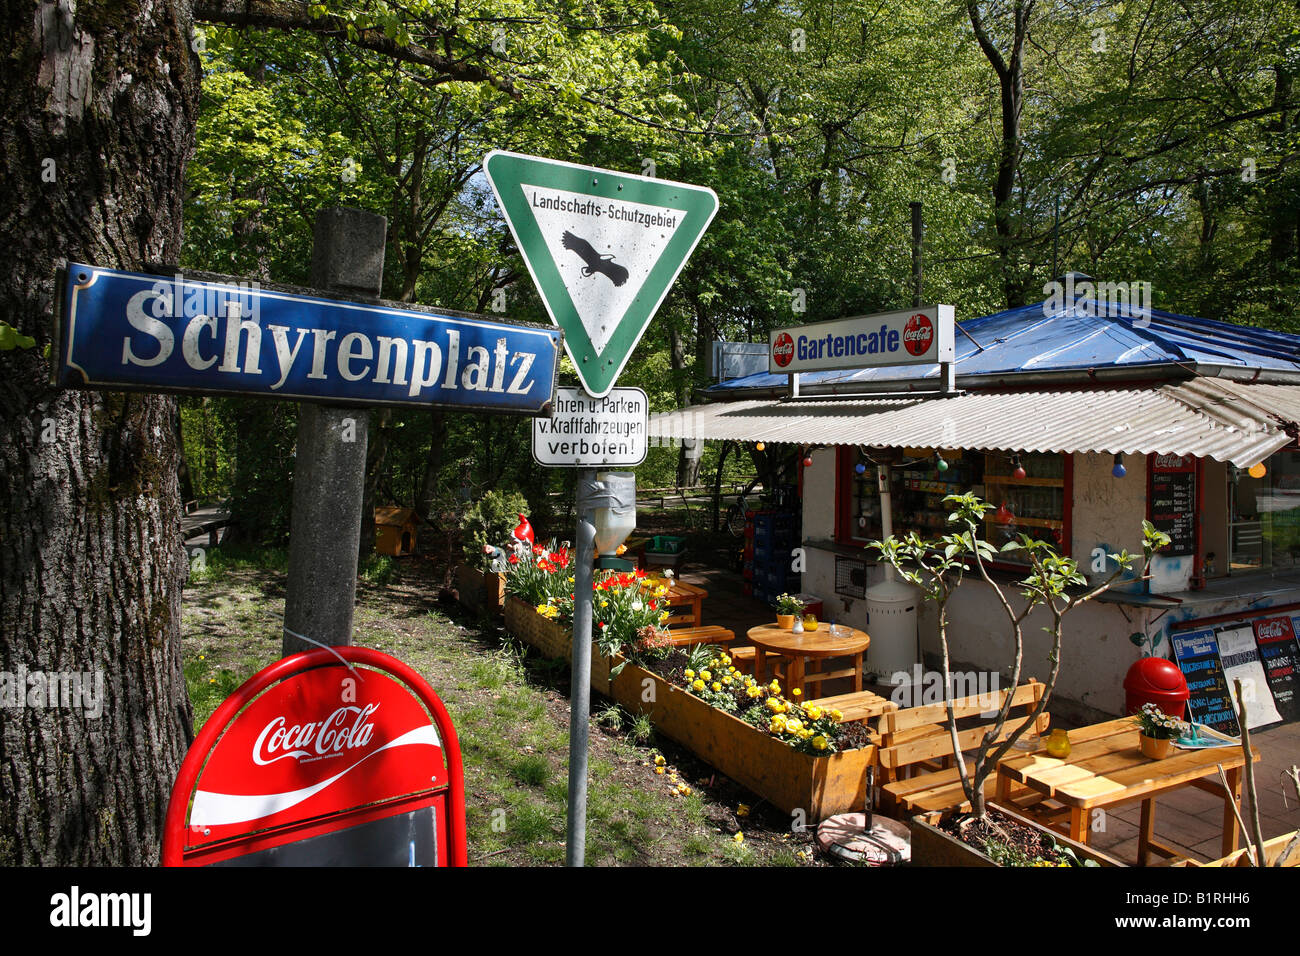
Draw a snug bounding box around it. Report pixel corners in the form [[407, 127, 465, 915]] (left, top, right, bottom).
[[0, 1, 198, 864]]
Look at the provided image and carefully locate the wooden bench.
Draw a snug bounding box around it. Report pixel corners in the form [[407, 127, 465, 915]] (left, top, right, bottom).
[[877, 681, 1049, 818], [661, 626, 734, 648], [806, 689, 896, 725], [729, 645, 785, 682]]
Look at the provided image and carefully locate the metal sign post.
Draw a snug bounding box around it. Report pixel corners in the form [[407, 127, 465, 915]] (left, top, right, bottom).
[[485, 152, 716, 866], [566, 471, 597, 866]]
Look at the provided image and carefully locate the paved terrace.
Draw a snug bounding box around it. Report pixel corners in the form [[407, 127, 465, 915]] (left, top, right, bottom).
[[675, 562, 1300, 865]]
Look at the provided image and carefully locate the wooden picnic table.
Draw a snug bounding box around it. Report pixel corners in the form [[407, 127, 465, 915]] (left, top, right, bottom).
[[648, 578, 707, 628], [994, 717, 1261, 866], [746, 624, 870, 698]]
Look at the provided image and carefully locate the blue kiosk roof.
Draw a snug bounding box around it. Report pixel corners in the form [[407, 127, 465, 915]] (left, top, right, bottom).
[[707, 299, 1300, 396]]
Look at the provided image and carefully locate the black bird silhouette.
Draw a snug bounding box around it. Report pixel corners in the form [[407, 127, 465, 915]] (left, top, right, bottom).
[[561, 230, 629, 287]]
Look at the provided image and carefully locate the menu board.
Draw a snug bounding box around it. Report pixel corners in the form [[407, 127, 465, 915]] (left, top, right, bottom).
[[1171, 629, 1240, 735], [1254, 615, 1300, 724], [1150, 454, 1196, 557], [1217, 625, 1283, 729]]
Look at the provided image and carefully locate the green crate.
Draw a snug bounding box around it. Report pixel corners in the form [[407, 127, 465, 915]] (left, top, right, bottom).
[[647, 534, 687, 555]]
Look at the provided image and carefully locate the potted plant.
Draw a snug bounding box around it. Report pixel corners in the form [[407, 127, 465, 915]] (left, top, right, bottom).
[[1135, 702, 1183, 759], [774, 592, 804, 629]]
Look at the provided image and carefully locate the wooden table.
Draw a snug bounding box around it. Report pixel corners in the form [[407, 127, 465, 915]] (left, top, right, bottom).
[[654, 580, 707, 628], [994, 718, 1261, 866], [746, 624, 870, 697]]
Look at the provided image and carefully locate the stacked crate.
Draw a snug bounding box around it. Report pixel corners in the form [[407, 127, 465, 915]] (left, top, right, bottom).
[[744, 509, 800, 605]]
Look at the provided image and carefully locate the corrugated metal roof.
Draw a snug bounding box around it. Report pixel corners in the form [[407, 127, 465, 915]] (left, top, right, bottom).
[[706, 299, 1300, 395], [649, 379, 1300, 466]]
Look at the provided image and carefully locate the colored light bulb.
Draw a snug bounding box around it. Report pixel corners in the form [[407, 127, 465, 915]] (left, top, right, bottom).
[[1011, 456, 1026, 480], [1113, 453, 1126, 478], [936, 455, 949, 472], [1248, 462, 1266, 479], [854, 462, 866, 475], [756, 441, 765, 452]]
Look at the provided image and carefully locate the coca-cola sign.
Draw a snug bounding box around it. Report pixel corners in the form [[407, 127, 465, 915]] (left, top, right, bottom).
[[252, 703, 380, 766], [772, 332, 795, 368], [185, 664, 445, 840], [767, 305, 954, 375], [902, 313, 934, 356], [1254, 617, 1295, 643], [165, 647, 467, 867]]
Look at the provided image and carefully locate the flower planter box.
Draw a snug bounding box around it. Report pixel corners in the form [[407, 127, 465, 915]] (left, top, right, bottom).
[[909, 807, 1125, 867], [455, 564, 506, 615], [505, 596, 876, 820]]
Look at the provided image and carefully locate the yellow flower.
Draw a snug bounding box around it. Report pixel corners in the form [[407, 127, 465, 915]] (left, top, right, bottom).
[[722, 676, 732, 685], [659, 611, 669, 622], [769, 680, 781, 693], [792, 688, 801, 697], [806, 706, 823, 720], [747, 686, 762, 698], [765, 697, 781, 711], [812, 735, 829, 751], [600, 600, 609, 608], [654, 766, 665, 774], [711, 682, 722, 692], [720, 654, 731, 665], [568, 576, 575, 583], [654, 755, 665, 766], [733, 832, 744, 844], [831, 709, 843, 721], [736, 803, 750, 817], [785, 718, 803, 733], [684, 669, 695, 679], [700, 670, 712, 681]]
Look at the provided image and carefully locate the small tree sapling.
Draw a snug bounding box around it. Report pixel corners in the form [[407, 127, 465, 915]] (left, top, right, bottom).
[[870, 492, 1170, 820]]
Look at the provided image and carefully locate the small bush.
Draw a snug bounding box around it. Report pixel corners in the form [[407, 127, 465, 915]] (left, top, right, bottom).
[[461, 490, 530, 569]]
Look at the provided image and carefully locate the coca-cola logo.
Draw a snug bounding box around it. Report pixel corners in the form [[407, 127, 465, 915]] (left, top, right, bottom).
[[772, 332, 795, 367], [1256, 619, 1291, 640], [903, 314, 933, 356], [253, 703, 380, 765]]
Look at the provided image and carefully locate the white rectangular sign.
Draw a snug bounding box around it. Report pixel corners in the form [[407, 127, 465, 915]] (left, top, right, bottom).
[[769, 305, 955, 374], [532, 386, 648, 467]]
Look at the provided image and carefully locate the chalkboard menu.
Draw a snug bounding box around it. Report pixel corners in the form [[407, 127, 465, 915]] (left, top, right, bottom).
[[1150, 454, 1196, 557], [1254, 616, 1300, 724], [1171, 629, 1240, 735]]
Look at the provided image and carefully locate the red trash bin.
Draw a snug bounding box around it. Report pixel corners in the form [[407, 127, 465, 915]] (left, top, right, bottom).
[[1123, 657, 1189, 720]]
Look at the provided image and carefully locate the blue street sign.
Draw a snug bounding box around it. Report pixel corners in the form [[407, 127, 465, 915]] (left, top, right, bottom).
[[54, 263, 561, 413]]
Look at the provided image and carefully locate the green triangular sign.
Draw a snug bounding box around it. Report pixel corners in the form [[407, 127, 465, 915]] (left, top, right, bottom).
[[484, 150, 718, 398]]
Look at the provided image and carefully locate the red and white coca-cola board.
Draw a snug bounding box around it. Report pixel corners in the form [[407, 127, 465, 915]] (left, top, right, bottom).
[[164, 647, 466, 867]]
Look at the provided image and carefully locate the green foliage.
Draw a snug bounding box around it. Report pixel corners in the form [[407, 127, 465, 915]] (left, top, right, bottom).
[[0, 321, 36, 350], [461, 490, 530, 569]]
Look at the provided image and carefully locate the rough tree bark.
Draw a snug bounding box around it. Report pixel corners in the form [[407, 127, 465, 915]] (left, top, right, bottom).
[[0, 1, 199, 864]]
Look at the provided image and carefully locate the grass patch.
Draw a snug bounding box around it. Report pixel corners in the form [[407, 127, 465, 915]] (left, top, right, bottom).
[[181, 559, 827, 867], [510, 754, 551, 787]]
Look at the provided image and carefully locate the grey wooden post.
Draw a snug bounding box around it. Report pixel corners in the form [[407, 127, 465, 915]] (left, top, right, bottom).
[[283, 207, 387, 655]]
